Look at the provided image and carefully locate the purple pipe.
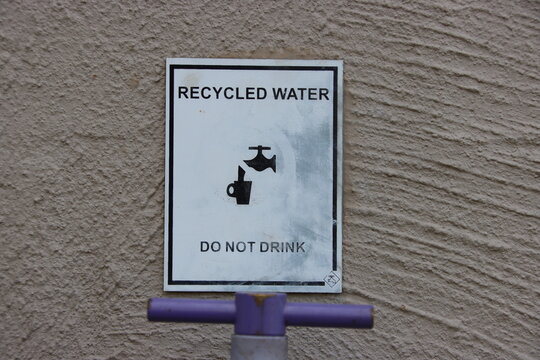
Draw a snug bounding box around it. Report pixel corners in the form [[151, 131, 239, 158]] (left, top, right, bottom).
[[148, 293, 374, 336], [285, 302, 373, 329], [235, 293, 287, 336], [148, 298, 235, 324]]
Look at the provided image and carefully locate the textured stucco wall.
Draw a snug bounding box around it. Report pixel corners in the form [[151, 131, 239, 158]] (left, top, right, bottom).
[[1, 1, 539, 359]]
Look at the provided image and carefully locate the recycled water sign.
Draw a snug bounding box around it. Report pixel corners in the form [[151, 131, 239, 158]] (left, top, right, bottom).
[[164, 58, 343, 292]]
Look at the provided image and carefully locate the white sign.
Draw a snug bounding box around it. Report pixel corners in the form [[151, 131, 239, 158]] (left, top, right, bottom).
[[164, 58, 343, 292]]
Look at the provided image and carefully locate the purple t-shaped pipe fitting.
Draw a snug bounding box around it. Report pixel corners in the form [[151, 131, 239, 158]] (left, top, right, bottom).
[[148, 293, 374, 336], [235, 293, 287, 336]]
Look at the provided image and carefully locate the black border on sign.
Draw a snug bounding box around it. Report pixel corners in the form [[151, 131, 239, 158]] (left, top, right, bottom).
[[167, 64, 339, 286]]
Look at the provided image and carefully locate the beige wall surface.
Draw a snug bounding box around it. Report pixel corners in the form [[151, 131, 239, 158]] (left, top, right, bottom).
[[1, 1, 539, 359]]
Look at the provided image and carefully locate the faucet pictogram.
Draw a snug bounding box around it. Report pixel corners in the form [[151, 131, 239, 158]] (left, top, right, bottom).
[[244, 145, 276, 173]]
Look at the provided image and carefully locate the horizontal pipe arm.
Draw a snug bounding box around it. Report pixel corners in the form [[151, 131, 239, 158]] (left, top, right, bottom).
[[147, 298, 235, 324], [284, 303, 374, 329], [147, 296, 374, 330]]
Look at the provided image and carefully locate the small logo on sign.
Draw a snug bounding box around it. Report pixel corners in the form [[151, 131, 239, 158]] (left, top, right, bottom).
[[324, 271, 340, 287]]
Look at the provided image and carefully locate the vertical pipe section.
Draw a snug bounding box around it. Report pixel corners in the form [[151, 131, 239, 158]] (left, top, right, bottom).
[[234, 293, 287, 336]]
